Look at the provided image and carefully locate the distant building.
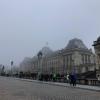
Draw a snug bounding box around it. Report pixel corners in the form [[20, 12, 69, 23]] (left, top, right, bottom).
[[20, 57, 34, 73], [0, 64, 5, 75], [32, 38, 96, 75]]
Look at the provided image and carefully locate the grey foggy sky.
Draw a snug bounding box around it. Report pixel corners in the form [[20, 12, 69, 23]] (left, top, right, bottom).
[[0, 0, 100, 66]]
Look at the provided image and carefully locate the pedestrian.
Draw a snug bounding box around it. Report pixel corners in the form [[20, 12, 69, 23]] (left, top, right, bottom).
[[68, 74, 72, 86], [71, 74, 77, 87], [66, 74, 70, 83], [53, 73, 56, 82]]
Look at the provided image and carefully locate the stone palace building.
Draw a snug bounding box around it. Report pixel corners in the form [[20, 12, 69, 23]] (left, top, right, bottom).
[[31, 38, 96, 75], [93, 36, 100, 80]]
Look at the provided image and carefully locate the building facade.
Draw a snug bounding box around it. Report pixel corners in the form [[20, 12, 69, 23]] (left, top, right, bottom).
[[93, 36, 100, 80], [32, 38, 96, 75]]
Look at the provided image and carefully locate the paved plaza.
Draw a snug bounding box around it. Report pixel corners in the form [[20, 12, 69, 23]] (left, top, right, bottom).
[[0, 77, 100, 100]]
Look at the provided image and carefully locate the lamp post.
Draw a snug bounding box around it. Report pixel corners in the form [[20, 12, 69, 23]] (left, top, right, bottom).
[[11, 60, 14, 76], [37, 51, 43, 80]]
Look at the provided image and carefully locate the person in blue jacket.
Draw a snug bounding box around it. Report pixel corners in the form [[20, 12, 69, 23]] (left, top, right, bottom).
[[69, 73, 77, 86]]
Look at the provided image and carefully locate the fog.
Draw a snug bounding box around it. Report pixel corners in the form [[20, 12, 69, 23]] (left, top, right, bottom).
[[0, 0, 99, 65]]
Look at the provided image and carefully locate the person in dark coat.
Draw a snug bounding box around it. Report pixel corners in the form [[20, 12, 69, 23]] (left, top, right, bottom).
[[69, 74, 77, 86], [71, 74, 77, 86]]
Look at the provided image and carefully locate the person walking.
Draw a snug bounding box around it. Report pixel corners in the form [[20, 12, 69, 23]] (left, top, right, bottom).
[[53, 73, 56, 82], [68, 74, 72, 86], [66, 74, 70, 83], [71, 74, 77, 87], [68, 73, 77, 87]]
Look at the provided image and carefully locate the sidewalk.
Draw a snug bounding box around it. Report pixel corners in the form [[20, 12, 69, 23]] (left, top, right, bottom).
[[15, 78, 100, 92]]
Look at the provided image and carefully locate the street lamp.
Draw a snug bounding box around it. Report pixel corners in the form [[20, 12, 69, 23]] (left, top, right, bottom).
[[37, 51, 43, 79], [11, 60, 14, 76]]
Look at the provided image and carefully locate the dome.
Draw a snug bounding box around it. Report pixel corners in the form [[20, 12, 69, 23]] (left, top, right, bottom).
[[40, 46, 53, 56], [66, 38, 88, 49], [97, 36, 100, 42]]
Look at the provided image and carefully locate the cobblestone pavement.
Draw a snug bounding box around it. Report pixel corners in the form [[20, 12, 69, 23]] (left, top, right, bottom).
[[0, 77, 100, 100]]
